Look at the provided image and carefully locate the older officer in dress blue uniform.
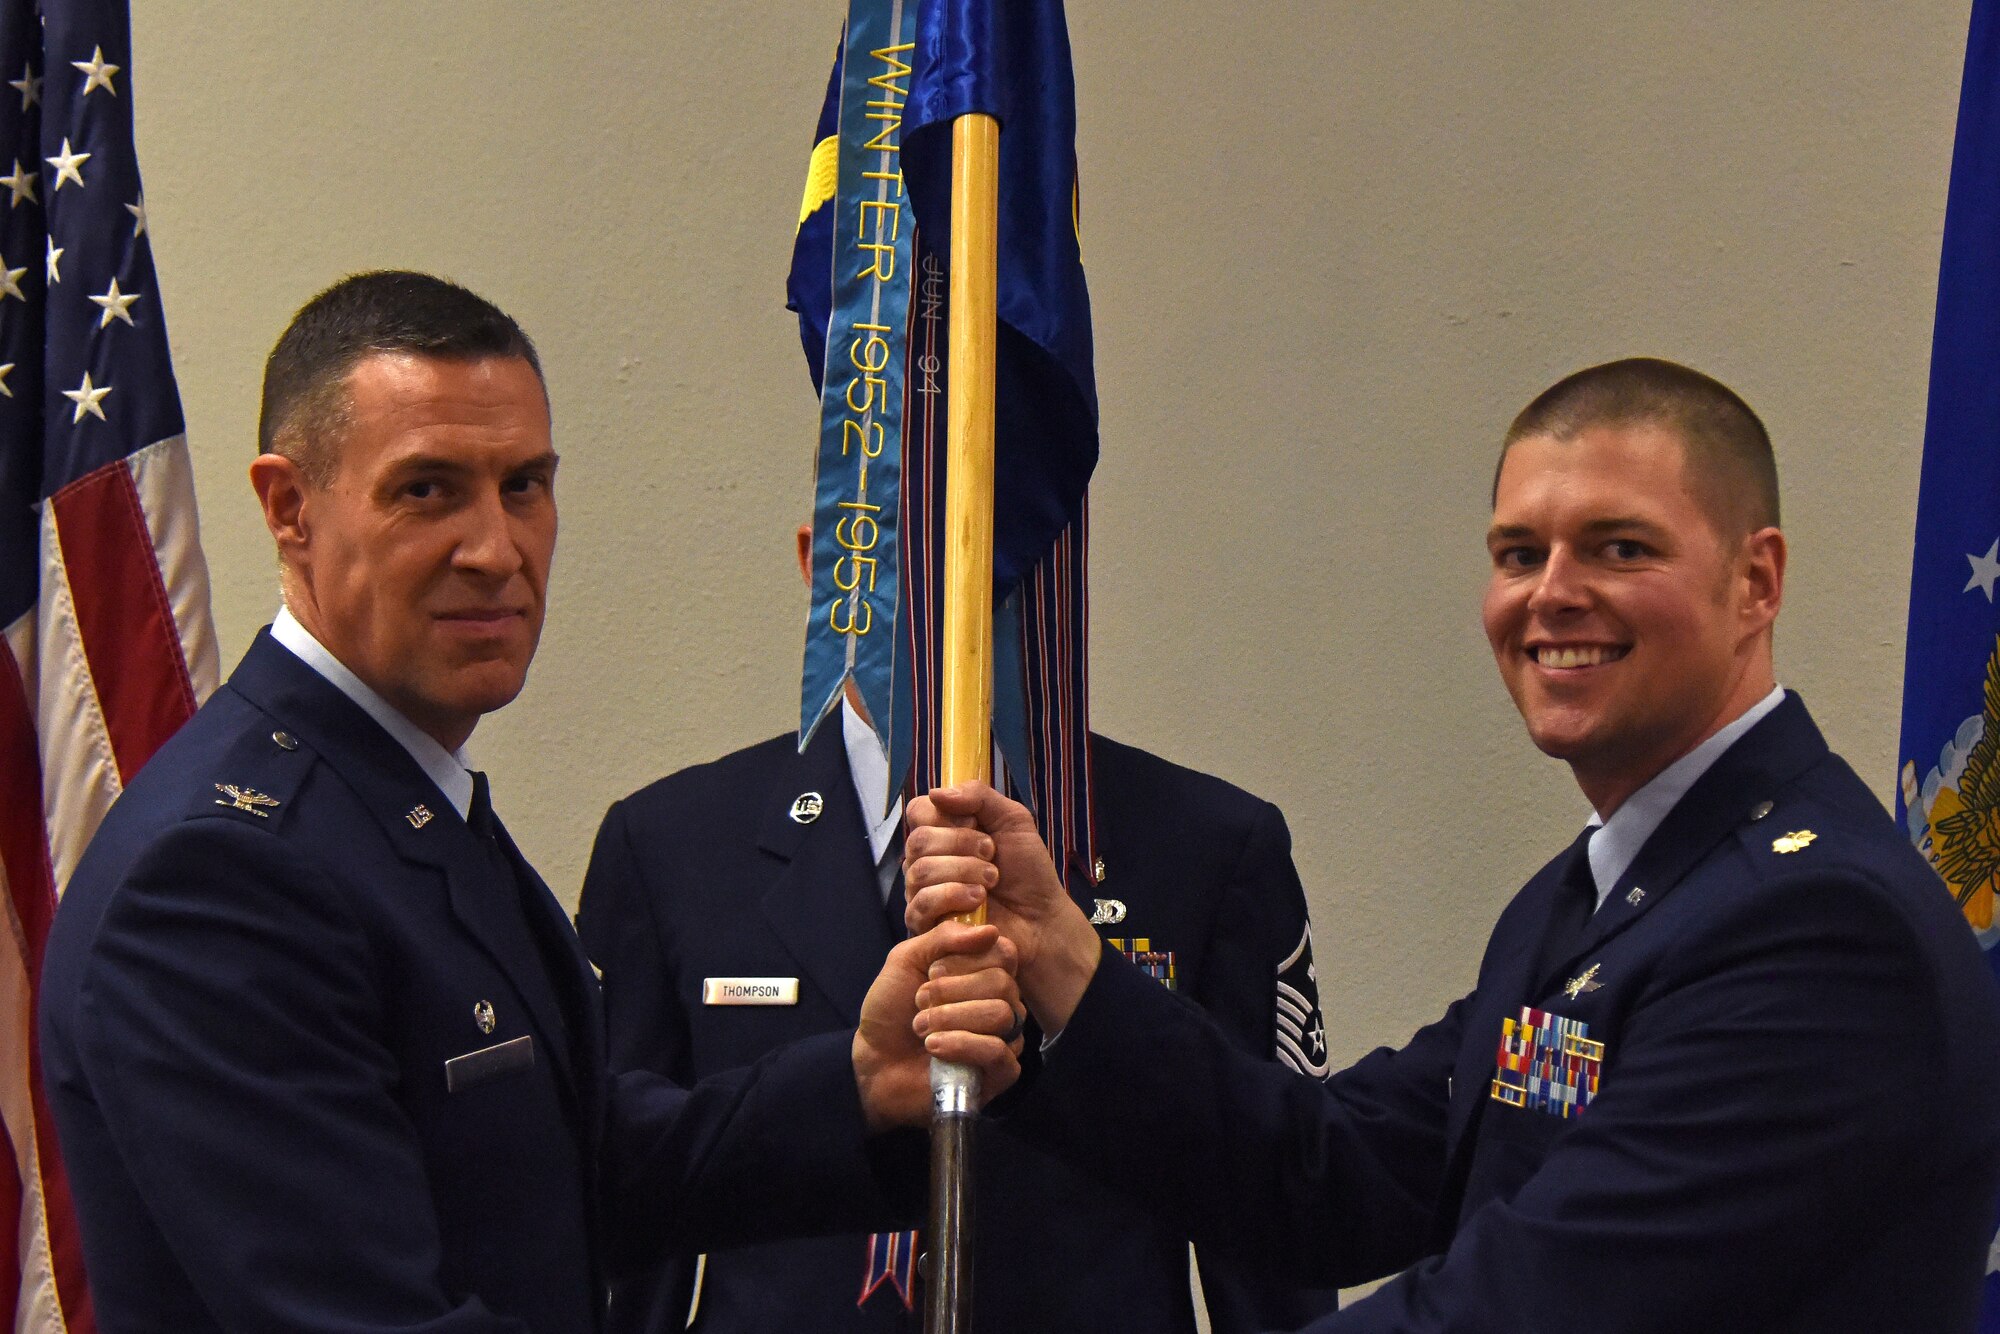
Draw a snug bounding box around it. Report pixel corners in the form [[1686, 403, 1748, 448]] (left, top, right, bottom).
[[575, 530, 1340, 1333], [38, 272, 1022, 1334], [905, 358, 2000, 1332]]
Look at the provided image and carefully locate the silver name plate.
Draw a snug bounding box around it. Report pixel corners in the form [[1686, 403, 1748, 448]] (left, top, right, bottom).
[[702, 977, 800, 1006], [444, 1035, 535, 1092]]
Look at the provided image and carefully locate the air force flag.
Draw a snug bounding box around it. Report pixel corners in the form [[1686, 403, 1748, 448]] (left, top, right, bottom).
[[1896, 2, 2000, 1322]]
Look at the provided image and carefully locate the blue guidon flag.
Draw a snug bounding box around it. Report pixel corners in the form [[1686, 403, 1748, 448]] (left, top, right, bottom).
[[1, 1, 217, 1328], [1896, 0, 2000, 1320], [790, 0, 1100, 889]]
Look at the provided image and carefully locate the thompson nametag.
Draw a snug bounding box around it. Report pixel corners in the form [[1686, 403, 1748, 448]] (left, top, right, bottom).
[[702, 977, 801, 1007]]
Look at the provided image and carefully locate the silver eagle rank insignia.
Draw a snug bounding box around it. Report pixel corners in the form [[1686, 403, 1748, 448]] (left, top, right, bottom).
[[214, 784, 281, 818]]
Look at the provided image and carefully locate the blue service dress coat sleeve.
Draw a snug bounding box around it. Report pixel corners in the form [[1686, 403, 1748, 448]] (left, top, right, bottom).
[[1002, 698, 2000, 1333], [1165, 793, 1352, 1332]]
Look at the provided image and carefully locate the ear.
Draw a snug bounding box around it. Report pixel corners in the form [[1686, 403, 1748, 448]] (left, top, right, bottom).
[[250, 453, 312, 556], [1738, 525, 1786, 635], [795, 521, 813, 588]]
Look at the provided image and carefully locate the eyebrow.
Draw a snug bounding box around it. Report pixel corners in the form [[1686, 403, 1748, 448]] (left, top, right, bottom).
[[1486, 516, 1673, 544], [382, 448, 560, 476], [1576, 516, 1672, 540]]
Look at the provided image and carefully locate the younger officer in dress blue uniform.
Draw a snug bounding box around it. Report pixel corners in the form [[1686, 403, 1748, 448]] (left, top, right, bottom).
[[906, 358, 2000, 1333], [38, 272, 1023, 1334], [575, 528, 1340, 1334]]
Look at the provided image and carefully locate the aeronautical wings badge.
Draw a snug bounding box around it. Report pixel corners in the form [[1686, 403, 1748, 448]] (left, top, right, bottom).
[[1563, 963, 1604, 1000]]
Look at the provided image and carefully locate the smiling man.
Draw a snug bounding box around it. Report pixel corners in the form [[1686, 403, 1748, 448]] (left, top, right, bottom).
[[37, 272, 1022, 1334], [904, 358, 2000, 1331]]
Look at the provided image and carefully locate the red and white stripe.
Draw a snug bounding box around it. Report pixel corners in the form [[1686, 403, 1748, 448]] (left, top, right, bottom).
[[3, 433, 217, 1334]]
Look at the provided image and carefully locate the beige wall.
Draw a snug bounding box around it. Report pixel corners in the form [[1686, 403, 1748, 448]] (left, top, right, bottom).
[[130, 0, 1967, 1066]]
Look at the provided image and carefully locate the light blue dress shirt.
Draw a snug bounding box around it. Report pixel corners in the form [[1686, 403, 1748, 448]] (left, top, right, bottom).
[[1584, 684, 1787, 910], [270, 606, 476, 821]]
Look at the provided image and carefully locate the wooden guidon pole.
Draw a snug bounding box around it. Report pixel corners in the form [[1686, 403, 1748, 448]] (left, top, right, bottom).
[[924, 109, 1001, 1334]]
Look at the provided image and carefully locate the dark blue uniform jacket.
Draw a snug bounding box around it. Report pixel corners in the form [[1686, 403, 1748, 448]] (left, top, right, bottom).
[[577, 724, 1341, 1334], [39, 633, 910, 1334], [1006, 694, 2000, 1332]]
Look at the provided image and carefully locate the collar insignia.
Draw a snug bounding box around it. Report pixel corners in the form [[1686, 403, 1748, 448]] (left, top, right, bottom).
[[790, 791, 824, 825], [1089, 898, 1126, 926], [1564, 963, 1604, 1000], [214, 784, 280, 818], [1772, 829, 1818, 854]]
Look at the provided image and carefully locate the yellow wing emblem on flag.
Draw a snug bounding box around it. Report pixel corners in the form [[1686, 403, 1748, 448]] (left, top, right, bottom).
[[1927, 635, 2000, 930], [798, 136, 839, 229]]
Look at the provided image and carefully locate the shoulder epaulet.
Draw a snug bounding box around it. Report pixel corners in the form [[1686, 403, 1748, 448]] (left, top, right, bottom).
[[1734, 792, 1842, 865], [183, 722, 316, 832]]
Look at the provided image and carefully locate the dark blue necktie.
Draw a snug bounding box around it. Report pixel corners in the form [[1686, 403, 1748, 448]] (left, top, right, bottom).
[[1535, 826, 1599, 986]]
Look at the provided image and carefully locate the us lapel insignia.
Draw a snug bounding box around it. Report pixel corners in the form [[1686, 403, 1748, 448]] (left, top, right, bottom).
[[213, 784, 280, 817], [1089, 898, 1126, 925], [1491, 1005, 1603, 1118], [1625, 886, 1646, 906], [1108, 937, 1176, 990], [1564, 963, 1604, 999], [406, 804, 434, 829], [473, 999, 496, 1034], [1772, 829, 1818, 854], [789, 791, 824, 824]]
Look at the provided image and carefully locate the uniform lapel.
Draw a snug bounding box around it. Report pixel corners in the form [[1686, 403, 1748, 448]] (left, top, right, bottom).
[[754, 720, 894, 1024], [492, 818, 604, 1126], [1431, 851, 1572, 1237], [1431, 693, 1831, 1241], [226, 630, 580, 1092], [1547, 693, 1828, 982], [428, 830, 581, 1090]]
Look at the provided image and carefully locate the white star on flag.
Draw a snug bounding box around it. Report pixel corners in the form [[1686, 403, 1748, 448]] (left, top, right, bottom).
[[72, 46, 118, 97], [62, 371, 112, 424], [126, 193, 147, 237], [1, 11, 223, 1331], [1, 159, 34, 208], [89, 277, 139, 327], [1966, 539, 2000, 602], [46, 137, 89, 191]]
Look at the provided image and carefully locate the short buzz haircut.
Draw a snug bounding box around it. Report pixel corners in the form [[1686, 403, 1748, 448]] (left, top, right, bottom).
[[1496, 357, 1779, 537], [257, 271, 543, 485]]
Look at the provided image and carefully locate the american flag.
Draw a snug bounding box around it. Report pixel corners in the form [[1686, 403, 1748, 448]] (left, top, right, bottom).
[[1, 1, 217, 1329]]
